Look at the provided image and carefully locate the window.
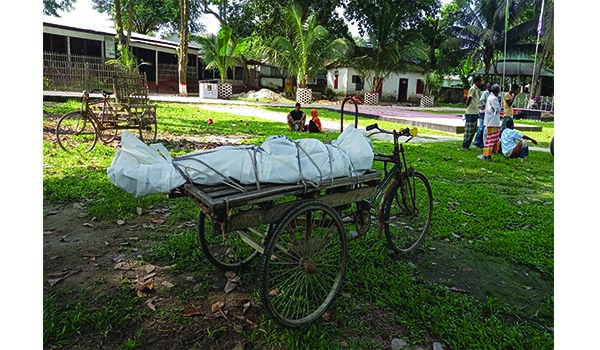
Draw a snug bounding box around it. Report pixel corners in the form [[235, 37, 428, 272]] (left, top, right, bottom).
[[352, 75, 364, 91]]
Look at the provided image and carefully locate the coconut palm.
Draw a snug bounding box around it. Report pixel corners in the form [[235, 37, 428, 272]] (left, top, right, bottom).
[[444, 0, 540, 75], [348, 5, 429, 94], [258, 4, 350, 93], [194, 24, 250, 84]]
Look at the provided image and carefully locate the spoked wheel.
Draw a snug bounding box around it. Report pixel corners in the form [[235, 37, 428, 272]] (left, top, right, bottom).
[[139, 108, 157, 143], [383, 172, 433, 254], [98, 122, 118, 144], [56, 111, 98, 153], [198, 212, 262, 270], [260, 200, 347, 328]]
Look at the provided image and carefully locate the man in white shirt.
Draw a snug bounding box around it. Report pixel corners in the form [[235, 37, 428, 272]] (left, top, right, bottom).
[[500, 119, 538, 162]]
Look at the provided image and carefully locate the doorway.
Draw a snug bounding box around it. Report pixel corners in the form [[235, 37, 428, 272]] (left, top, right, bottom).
[[398, 78, 408, 102]]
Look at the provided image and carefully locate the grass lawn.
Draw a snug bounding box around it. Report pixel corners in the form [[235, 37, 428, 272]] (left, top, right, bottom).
[[42, 100, 554, 349]]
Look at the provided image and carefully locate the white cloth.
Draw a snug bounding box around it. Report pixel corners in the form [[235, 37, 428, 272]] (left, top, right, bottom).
[[484, 93, 501, 127], [107, 125, 374, 197]]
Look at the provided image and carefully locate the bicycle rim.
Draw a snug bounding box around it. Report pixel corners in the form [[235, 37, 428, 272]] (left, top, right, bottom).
[[384, 172, 433, 253], [260, 200, 347, 328], [56, 111, 98, 153]]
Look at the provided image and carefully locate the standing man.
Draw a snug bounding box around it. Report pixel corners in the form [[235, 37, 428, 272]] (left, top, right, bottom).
[[500, 83, 520, 134], [287, 102, 307, 132], [461, 75, 482, 150], [474, 81, 492, 148], [482, 84, 502, 161]]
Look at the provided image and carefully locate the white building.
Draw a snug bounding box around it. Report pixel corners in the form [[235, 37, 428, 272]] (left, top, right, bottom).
[[326, 67, 428, 102]]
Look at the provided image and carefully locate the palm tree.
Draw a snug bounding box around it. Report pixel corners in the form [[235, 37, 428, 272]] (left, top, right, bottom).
[[348, 5, 429, 96], [258, 4, 350, 99], [194, 25, 250, 85], [444, 0, 539, 75]]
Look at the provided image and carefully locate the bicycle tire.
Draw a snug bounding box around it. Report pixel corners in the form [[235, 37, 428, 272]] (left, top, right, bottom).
[[260, 200, 347, 328], [198, 212, 261, 270], [383, 172, 433, 254], [56, 111, 98, 153], [550, 136, 554, 157], [139, 108, 157, 143]]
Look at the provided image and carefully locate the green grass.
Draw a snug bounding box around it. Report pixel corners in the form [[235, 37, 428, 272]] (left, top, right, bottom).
[[43, 101, 553, 349]]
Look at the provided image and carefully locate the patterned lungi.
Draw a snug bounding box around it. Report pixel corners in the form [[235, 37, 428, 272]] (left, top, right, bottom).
[[483, 126, 500, 156]]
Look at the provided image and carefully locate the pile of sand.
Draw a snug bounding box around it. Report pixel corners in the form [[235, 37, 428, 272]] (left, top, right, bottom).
[[234, 88, 284, 101]]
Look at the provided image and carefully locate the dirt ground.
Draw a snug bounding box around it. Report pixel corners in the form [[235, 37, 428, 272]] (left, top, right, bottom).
[[43, 199, 553, 349], [42, 121, 552, 349]]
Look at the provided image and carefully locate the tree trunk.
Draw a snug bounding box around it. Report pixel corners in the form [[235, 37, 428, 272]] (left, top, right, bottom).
[[114, 0, 128, 49], [178, 0, 190, 96]]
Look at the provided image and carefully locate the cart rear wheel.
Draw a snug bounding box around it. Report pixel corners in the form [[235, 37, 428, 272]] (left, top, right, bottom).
[[139, 108, 157, 143], [198, 212, 261, 270], [260, 200, 347, 328], [383, 172, 432, 254], [56, 111, 98, 153]]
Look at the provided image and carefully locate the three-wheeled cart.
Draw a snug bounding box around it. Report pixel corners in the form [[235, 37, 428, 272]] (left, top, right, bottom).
[[169, 171, 381, 328]]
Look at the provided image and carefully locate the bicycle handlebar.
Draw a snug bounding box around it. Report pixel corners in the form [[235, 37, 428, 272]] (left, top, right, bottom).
[[366, 123, 417, 141]]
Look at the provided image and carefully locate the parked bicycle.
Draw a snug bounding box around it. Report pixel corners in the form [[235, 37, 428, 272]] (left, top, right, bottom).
[[349, 123, 433, 254], [55, 89, 157, 153]]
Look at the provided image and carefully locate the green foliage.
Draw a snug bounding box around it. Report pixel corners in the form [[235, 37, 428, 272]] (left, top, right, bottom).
[[105, 45, 150, 72], [257, 4, 350, 88], [444, 0, 543, 75], [43, 0, 75, 17], [344, 1, 430, 92], [44, 288, 146, 346], [193, 25, 250, 84]]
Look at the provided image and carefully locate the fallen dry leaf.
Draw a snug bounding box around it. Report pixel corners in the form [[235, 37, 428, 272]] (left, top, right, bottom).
[[145, 265, 156, 274], [211, 301, 225, 313], [269, 288, 279, 297], [137, 281, 154, 297], [83, 223, 93, 228], [137, 207, 143, 215], [243, 301, 251, 313], [117, 220, 125, 226], [225, 271, 236, 279], [151, 218, 165, 224], [183, 306, 201, 317], [224, 281, 237, 294], [144, 273, 156, 281], [233, 324, 243, 333]]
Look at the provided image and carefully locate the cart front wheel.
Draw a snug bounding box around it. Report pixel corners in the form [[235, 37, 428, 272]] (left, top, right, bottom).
[[260, 200, 347, 328], [198, 212, 261, 270], [383, 172, 433, 254], [56, 111, 98, 153]]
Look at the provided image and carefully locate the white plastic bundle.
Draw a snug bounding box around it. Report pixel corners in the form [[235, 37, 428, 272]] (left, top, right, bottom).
[[107, 125, 373, 197]]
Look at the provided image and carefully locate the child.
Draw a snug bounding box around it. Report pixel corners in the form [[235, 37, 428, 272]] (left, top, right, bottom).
[[500, 119, 538, 162], [306, 109, 323, 133]]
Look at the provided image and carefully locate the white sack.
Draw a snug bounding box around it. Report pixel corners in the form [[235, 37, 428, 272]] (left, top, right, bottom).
[[107, 125, 374, 198], [107, 130, 186, 197]]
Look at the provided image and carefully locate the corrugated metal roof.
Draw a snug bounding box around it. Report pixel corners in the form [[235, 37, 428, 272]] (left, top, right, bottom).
[[43, 15, 202, 51]]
